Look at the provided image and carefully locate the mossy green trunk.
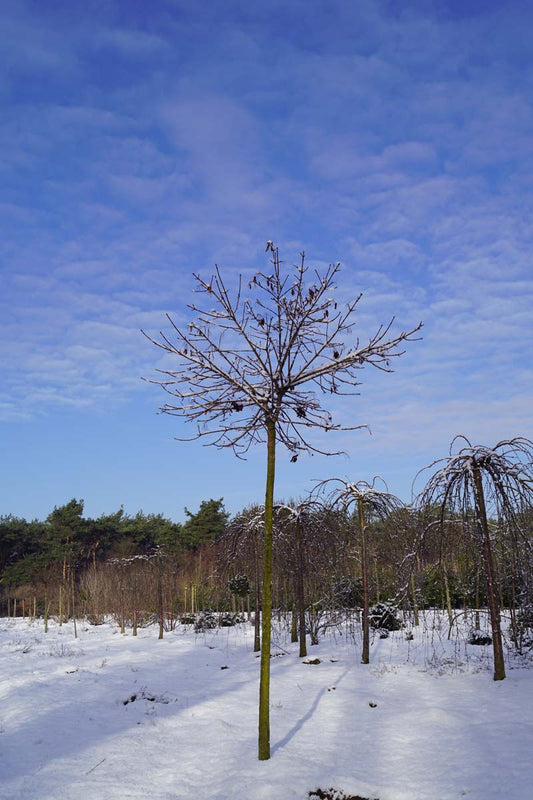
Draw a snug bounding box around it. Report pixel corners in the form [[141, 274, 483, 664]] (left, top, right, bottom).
[[258, 420, 276, 760], [254, 550, 261, 652]]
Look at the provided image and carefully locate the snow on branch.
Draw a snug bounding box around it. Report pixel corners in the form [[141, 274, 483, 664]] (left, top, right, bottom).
[[142, 244, 422, 458]]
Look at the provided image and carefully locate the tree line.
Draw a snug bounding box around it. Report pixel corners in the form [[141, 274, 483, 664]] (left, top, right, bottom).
[[2, 488, 532, 637], [0, 497, 229, 592]]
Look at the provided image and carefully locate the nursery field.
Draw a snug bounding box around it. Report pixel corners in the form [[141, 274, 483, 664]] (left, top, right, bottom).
[[1, 613, 532, 800]]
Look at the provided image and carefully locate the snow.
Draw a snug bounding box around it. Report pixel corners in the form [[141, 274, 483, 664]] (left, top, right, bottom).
[[1, 614, 532, 800]]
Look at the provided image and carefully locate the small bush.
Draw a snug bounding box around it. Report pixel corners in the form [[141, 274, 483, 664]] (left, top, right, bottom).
[[369, 602, 402, 632], [48, 643, 78, 657], [309, 788, 377, 800], [219, 612, 245, 627], [468, 629, 492, 646], [194, 611, 217, 632]]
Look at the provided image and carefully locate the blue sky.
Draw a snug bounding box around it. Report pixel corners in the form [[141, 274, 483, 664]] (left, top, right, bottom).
[[2, 0, 532, 523]]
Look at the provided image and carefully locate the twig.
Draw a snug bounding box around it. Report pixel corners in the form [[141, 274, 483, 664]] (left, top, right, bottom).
[[86, 758, 106, 775]]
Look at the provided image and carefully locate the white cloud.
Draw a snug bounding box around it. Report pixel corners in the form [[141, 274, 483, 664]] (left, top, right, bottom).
[[94, 28, 169, 57]]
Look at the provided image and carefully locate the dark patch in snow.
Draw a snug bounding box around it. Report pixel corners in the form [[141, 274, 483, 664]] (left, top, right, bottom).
[[122, 689, 173, 706], [309, 789, 379, 800], [468, 629, 492, 646]]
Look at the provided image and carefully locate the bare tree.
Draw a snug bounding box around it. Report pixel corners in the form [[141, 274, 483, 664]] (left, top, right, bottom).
[[219, 505, 264, 651], [416, 436, 533, 681], [272, 500, 332, 659], [143, 243, 421, 759], [318, 478, 404, 663]]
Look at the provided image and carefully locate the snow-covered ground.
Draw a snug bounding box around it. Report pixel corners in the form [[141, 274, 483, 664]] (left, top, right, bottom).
[[1, 613, 532, 800]]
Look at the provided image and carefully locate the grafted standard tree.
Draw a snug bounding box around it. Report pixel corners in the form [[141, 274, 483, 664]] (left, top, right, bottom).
[[272, 499, 330, 659], [417, 436, 533, 681], [319, 478, 403, 664], [221, 504, 264, 651], [143, 244, 421, 759]]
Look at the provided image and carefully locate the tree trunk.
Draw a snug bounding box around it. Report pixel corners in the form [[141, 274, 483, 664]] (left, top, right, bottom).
[[411, 572, 419, 627], [475, 570, 481, 629], [253, 537, 261, 652], [157, 552, 164, 640], [442, 561, 453, 629], [71, 570, 77, 639], [132, 568, 138, 637], [295, 516, 307, 658], [472, 464, 505, 681], [258, 419, 275, 760], [359, 498, 370, 665], [290, 606, 298, 643], [374, 556, 380, 603]]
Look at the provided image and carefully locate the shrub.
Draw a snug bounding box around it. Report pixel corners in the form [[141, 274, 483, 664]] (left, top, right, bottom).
[[219, 612, 245, 627], [468, 629, 492, 646], [368, 602, 402, 631], [309, 789, 377, 800], [194, 611, 217, 632]]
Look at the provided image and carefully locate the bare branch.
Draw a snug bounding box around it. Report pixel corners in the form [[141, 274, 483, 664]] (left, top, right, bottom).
[[143, 245, 422, 459]]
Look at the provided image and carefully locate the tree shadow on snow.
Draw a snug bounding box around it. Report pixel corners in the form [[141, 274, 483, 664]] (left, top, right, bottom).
[[272, 686, 327, 754]]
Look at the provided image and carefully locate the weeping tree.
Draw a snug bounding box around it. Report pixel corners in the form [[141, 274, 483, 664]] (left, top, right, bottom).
[[417, 436, 533, 681], [219, 504, 265, 651], [319, 478, 404, 663], [142, 242, 421, 759], [273, 500, 333, 659]]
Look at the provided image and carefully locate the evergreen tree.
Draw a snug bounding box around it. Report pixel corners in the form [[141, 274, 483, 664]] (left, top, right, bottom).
[[182, 499, 229, 548]]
